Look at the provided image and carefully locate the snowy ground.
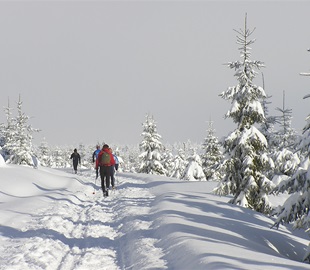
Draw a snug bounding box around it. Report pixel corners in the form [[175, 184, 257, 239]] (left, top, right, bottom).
[[1, 164, 310, 270]]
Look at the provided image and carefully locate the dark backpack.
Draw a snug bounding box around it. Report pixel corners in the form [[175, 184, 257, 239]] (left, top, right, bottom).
[[100, 152, 111, 166]]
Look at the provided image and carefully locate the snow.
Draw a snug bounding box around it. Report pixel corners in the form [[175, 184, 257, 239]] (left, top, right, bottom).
[[0, 154, 5, 166], [1, 165, 310, 270]]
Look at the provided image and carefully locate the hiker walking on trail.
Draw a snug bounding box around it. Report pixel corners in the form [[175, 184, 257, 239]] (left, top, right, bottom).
[[92, 145, 101, 179], [109, 148, 119, 189], [97, 144, 115, 197], [70, 149, 81, 174]]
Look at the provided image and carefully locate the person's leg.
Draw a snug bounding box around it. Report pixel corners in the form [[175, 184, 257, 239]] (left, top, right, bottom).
[[100, 166, 105, 195], [73, 162, 78, 173], [103, 166, 110, 196], [110, 166, 115, 188], [106, 167, 111, 189]]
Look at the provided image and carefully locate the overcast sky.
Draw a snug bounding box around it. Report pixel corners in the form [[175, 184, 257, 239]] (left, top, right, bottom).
[[1, 1, 310, 147]]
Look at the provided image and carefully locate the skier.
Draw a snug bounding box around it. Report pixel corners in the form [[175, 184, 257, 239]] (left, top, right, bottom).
[[97, 144, 115, 197], [70, 149, 81, 174], [92, 145, 101, 179]]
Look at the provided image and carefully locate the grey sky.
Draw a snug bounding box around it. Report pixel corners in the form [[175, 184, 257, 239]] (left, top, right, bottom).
[[0, 1, 310, 147]]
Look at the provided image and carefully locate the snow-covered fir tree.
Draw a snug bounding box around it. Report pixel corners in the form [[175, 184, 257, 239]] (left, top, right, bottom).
[[213, 15, 275, 214], [268, 93, 300, 187], [182, 148, 206, 181], [260, 90, 299, 185], [161, 147, 175, 177], [272, 51, 310, 261], [272, 106, 310, 261], [36, 138, 53, 167], [201, 120, 223, 181], [170, 147, 187, 179], [274, 90, 298, 151], [2, 96, 39, 166], [139, 114, 166, 175]]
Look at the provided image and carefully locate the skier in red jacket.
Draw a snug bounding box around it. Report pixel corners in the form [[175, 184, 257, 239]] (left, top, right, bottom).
[[97, 144, 115, 197]]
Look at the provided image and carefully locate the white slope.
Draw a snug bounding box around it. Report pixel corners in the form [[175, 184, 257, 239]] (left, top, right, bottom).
[[0, 165, 309, 270]]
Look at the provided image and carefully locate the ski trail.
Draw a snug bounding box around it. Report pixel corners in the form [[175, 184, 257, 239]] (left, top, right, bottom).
[[0, 169, 167, 270]]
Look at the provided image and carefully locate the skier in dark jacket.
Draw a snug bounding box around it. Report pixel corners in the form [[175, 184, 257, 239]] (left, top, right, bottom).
[[70, 149, 81, 174], [97, 144, 115, 197]]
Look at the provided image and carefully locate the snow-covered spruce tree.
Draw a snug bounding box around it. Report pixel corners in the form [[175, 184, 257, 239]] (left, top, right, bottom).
[[36, 138, 53, 167], [260, 90, 299, 185], [182, 148, 206, 181], [201, 120, 223, 181], [162, 147, 175, 177], [3, 96, 39, 166], [170, 147, 187, 179], [139, 114, 166, 175], [274, 90, 298, 151], [213, 15, 275, 214], [271, 91, 300, 180], [272, 50, 310, 262]]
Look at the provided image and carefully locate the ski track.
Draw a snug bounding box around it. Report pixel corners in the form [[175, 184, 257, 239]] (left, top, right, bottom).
[[0, 170, 168, 270]]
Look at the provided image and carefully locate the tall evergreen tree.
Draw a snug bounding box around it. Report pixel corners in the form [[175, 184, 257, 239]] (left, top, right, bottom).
[[214, 15, 274, 214], [201, 120, 223, 181], [139, 114, 166, 175]]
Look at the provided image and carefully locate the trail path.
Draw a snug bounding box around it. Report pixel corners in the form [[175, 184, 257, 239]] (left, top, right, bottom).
[[0, 169, 167, 270]]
